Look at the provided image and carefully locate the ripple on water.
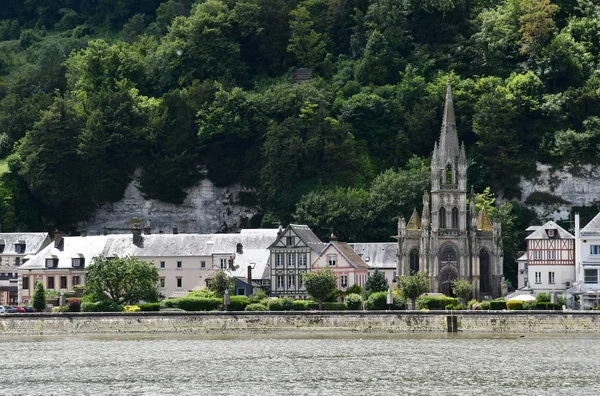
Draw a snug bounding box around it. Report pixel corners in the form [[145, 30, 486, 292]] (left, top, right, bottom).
[[0, 334, 598, 395]]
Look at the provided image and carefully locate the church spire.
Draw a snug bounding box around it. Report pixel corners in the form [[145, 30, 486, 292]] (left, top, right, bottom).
[[438, 81, 460, 161]]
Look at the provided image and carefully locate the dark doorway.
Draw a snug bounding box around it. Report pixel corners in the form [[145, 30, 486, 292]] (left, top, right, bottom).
[[480, 250, 491, 294], [410, 249, 419, 274]]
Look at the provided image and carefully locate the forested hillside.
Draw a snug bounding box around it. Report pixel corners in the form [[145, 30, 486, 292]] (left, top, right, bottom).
[[0, 0, 599, 281]]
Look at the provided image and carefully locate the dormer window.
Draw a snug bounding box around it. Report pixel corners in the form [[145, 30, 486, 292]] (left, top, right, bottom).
[[547, 229, 556, 238], [45, 257, 58, 268], [15, 242, 26, 254], [286, 236, 295, 246], [72, 257, 85, 268]]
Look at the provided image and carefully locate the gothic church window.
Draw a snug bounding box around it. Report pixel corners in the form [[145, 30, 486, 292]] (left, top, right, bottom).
[[439, 207, 446, 228], [409, 249, 419, 274], [479, 250, 491, 294], [442, 245, 456, 263], [445, 165, 453, 184], [451, 207, 459, 229]]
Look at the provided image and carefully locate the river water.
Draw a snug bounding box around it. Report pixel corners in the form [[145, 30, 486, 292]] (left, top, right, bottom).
[[0, 333, 597, 395]]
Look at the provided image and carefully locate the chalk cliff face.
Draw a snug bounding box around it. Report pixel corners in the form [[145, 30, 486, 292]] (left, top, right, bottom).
[[78, 179, 257, 235], [517, 163, 600, 220]]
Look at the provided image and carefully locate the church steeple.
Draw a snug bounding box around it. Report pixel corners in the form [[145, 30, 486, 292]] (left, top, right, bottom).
[[438, 81, 460, 162]]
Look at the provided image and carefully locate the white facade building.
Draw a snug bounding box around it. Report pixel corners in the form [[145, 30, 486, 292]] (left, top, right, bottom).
[[573, 213, 600, 309]]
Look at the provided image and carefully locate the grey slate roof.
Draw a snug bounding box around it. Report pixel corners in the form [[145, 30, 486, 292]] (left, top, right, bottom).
[[102, 229, 279, 257], [525, 221, 574, 240], [582, 212, 600, 232], [230, 249, 270, 279], [349, 243, 398, 269], [289, 224, 324, 252], [0, 233, 50, 255], [19, 235, 107, 270]]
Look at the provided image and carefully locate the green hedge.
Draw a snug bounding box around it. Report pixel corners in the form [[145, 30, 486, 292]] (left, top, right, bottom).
[[81, 300, 123, 312], [536, 302, 560, 310], [417, 296, 458, 310], [245, 303, 268, 311], [506, 300, 524, 310], [228, 296, 250, 311], [292, 300, 309, 311], [489, 299, 507, 310], [137, 302, 161, 311], [365, 292, 406, 310], [323, 302, 346, 311], [165, 297, 221, 311]]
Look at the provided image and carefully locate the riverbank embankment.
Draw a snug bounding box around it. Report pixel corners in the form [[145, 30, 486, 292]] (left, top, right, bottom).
[[2, 311, 600, 335]]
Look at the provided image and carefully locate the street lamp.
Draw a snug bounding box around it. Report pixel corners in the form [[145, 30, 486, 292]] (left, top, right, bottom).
[[223, 289, 230, 312], [386, 288, 393, 311]]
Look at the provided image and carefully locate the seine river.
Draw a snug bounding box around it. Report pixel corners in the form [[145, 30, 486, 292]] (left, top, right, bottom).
[[1, 334, 598, 395]]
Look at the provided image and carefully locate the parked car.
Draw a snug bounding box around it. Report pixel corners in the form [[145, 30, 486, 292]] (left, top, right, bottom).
[[3, 305, 17, 313], [23, 306, 36, 313], [16, 306, 25, 313], [0, 306, 5, 313]]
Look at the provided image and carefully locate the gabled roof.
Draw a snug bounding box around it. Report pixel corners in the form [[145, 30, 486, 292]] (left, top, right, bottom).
[[19, 235, 107, 270], [0, 233, 51, 255], [525, 221, 574, 240], [406, 209, 422, 230], [315, 241, 370, 270], [582, 212, 600, 232], [229, 249, 270, 280], [477, 208, 493, 231], [268, 224, 323, 253], [349, 243, 398, 269]]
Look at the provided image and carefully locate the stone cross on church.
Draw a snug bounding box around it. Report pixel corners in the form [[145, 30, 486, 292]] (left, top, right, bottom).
[[396, 82, 503, 299]]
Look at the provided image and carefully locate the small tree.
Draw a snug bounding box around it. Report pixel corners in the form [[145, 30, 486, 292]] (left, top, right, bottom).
[[303, 269, 337, 310], [452, 279, 474, 305], [397, 271, 429, 310], [363, 268, 388, 298], [345, 284, 362, 296], [208, 270, 235, 298], [32, 281, 46, 312]]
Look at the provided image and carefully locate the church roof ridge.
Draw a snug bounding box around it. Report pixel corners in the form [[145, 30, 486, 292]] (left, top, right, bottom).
[[406, 208, 422, 230], [476, 207, 493, 231]]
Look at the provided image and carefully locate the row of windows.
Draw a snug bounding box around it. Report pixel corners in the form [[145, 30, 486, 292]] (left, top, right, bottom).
[[22, 275, 81, 290], [533, 272, 555, 284], [159, 277, 183, 288], [532, 251, 559, 260], [159, 260, 207, 270], [0, 243, 27, 254], [276, 275, 305, 290], [275, 253, 308, 268]]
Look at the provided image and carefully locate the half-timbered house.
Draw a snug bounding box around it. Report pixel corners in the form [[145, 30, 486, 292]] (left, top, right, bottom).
[[268, 225, 324, 299], [526, 221, 575, 294]]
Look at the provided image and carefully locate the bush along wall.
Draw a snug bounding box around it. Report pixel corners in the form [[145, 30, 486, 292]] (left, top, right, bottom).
[[228, 296, 250, 311], [164, 297, 221, 311], [489, 299, 507, 310], [417, 296, 458, 310]]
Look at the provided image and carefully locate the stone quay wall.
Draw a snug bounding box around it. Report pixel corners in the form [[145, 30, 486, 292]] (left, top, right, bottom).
[[1, 311, 600, 336]]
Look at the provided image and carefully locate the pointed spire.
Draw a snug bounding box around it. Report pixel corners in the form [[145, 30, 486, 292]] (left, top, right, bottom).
[[406, 208, 422, 230], [477, 208, 493, 231], [438, 80, 460, 161]]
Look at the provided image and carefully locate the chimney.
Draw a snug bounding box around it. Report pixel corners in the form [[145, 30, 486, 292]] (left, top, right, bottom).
[[103, 227, 109, 236], [247, 265, 252, 285], [173, 224, 178, 235], [330, 232, 338, 241], [143, 223, 151, 235], [53, 229, 63, 248], [237, 243, 243, 254], [132, 224, 142, 245]]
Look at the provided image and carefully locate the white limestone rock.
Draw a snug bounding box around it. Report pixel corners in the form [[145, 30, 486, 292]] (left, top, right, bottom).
[[78, 178, 257, 234]]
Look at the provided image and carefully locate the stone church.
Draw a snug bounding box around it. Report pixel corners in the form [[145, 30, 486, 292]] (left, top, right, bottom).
[[396, 82, 503, 299]]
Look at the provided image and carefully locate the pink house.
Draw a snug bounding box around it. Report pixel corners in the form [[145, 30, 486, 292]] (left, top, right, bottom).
[[311, 236, 370, 292]]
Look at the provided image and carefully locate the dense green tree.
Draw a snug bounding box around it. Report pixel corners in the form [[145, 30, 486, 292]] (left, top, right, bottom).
[[32, 280, 46, 312], [85, 255, 161, 305], [363, 268, 388, 298], [452, 279, 474, 305], [397, 271, 429, 310], [208, 270, 235, 298], [287, 5, 327, 68], [302, 268, 337, 310]]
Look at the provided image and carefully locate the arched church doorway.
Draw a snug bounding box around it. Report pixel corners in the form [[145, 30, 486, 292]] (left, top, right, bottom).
[[439, 244, 459, 296], [440, 267, 458, 296]]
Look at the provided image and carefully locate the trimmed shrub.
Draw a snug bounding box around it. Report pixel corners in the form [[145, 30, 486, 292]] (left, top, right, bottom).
[[249, 290, 268, 304], [166, 297, 221, 311], [137, 302, 161, 311], [536, 302, 560, 310], [523, 301, 536, 310], [67, 298, 81, 313], [81, 300, 123, 312], [187, 289, 217, 298], [467, 299, 478, 310], [292, 300, 309, 311], [416, 295, 458, 310], [124, 305, 141, 312], [268, 299, 284, 311], [365, 292, 406, 310], [506, 300, 524, 310], [445, 304, 463, 310], [345, 293, 362, 310], [536, 293, 551, 303], [53, 306, 69, 312], [245, 303, 268, 311], [489, 299, 507, 310], [479, 301, 490, 310], [228, 296, 250, 311]]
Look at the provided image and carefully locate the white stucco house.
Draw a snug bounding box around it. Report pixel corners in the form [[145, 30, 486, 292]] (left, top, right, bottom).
[[571, 213, 600, 309]]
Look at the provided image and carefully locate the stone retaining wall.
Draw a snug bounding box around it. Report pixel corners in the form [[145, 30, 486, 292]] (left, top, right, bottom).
[[1, 311, 600, 335]]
